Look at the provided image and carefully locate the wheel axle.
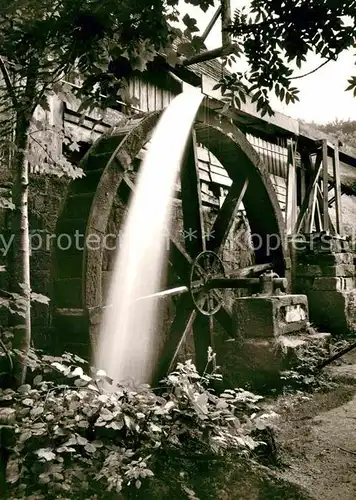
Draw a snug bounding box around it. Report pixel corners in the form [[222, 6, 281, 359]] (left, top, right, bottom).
[[136, 251, 288, 317], [189, 251, 287, 316]]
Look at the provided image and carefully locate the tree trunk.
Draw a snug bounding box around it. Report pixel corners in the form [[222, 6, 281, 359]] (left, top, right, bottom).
[[9, 61, 38, 384], [10, 115, 31, 383]]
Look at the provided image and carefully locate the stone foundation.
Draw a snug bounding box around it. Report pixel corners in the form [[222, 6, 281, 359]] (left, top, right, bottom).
[[214, 293, 310, 390], [233, 294, 309, 339], [216, 330, 330, 392], [295, 235, 356, 335], [307, 290, 356, 334]]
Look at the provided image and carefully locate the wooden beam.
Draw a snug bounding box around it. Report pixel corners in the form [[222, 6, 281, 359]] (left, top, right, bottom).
[[307, 184, 318, 233], [316, 184, 336, 235], [285, 141, 297, 234], [300, 166, 306, 208], [180, 129, 205, 257], [316, 183, 324, 227], [332, 145, 343, 237], [215, 306, 234, 338], [182, 44, 235, 67], [315, 188, 323, 232], [168, 238, 193, 280], [207, 178, 249, 252], [228, 262, 273, 277], [201, 5, 222, 42], [322, 139, 329, 233]]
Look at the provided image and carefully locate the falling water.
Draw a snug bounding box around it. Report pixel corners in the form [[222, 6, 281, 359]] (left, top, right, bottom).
[[96, 89, 204, 385]]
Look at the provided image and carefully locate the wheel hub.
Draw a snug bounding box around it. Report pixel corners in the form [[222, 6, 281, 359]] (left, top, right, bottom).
[[189, 251, 226, 316]]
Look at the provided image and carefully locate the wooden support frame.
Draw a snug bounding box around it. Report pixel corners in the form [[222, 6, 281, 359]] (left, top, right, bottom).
[[294, 153, 322, 234], [56, 108, 289, 379], [294, 141, 342, 237], [307, 181, 319, 233], [315, 190, 323, 232], [332, 145, 343, 237], [316, 183, 335, 235]]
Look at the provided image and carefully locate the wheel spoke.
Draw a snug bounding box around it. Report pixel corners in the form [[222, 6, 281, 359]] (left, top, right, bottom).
[[211, 288, 224, 303], [168, 237, 193, 280], [207, 178, 249, 253], [193, 314, 212, 373], [180, 129, 206, 257], [215, 307, 235, 338], [153, 294, 196, 383]]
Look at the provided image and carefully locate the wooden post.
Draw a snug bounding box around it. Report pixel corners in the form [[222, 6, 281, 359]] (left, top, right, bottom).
[[285, 140, 297, 234], [315, 186, 323, 232], [308, 184, 318, 233], [221, 0, 232, 47], [332, 145, 343, 237], [300, 165, 306, 208], [182, 45, 234, 67], [322, 139, 329, 233], [316, 184, 336, 235]]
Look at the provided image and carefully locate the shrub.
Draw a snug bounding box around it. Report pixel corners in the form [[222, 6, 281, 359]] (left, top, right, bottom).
[[0, 348, 269, 499]]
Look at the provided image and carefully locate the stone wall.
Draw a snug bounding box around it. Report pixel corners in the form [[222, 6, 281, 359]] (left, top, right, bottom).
[[294, 235, 356, 335]]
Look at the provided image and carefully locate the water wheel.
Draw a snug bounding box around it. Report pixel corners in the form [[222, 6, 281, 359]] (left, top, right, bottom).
[[54, 104, 289, 378]]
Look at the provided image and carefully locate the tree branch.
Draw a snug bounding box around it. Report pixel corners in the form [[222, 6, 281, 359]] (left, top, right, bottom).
[[289, 59, 332, 80], [30, 135, 62, 169], [0, 56, 17, 109], [233, 14, 289, 36]]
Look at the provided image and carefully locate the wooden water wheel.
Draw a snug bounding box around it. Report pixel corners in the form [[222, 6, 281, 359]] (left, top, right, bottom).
[[54, 103, 289, 377]]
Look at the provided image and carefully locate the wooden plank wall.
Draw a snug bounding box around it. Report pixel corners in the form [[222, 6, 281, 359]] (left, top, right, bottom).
[[247, 133, 288, 214], [128, 74, 178, 112], [195, 136, 289, 215]]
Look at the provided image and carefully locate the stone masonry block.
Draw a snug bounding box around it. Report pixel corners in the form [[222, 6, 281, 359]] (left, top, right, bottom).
[[295, 235, 351, 254], [233, 294, 308, 339], [298, 252, 355, 266], [307, 290, 356, 335], [218, 338, 286, 390], [296, 263, 355, 278], [312, 277, 355, 292]]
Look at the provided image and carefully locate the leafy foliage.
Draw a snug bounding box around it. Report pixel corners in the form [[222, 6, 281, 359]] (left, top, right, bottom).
[[2, 0, 354, 123], [0, 288, 49, 319], [212, 1, 356, 116], [0, 0, 211, 118], [0, 349, 271, 499], [279, 333, 347, 391]]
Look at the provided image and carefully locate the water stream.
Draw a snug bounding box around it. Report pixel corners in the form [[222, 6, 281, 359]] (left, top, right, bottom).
[[95, 89, 204, 385]]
